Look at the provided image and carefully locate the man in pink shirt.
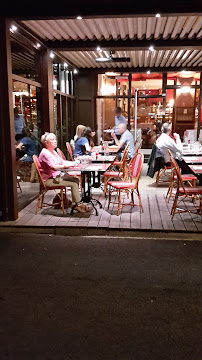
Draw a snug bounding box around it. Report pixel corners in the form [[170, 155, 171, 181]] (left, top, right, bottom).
[[39, 132, 92, 213]]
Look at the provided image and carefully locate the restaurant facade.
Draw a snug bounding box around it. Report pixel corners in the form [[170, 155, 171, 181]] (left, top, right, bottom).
[[0, 7, 202, 221]]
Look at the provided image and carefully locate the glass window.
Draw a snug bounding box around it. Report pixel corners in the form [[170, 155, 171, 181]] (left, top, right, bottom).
[[11, 37, 40, 82], [167, 71, 200, 86], [71, 72, 74, 95], [60, 67, 65, 93], [13, 81, 40, 138], [97, 73, 121, 96], [65, 71, 70, 95], [53, 64, 59, 90], [132, 73, 162, 94]]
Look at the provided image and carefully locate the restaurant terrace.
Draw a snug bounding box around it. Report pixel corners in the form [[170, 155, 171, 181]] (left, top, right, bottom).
[[0, 2, 202, 233]]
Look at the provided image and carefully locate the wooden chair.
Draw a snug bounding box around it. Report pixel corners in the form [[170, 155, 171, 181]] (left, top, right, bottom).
[[127, 140, 143, 175], [155, 164, 172, 186], [166, 162, 197, 202], [33, 155, 66, 214], [66, 142, 74, 161], [168, 151, 202, 220], [109, 142, 130, 170], [56, 148, 66, 160], [107, 152, 144, 216], [56, 147, 82, 191], [17, 176, 22, 193], [102, 143, 129, 198]]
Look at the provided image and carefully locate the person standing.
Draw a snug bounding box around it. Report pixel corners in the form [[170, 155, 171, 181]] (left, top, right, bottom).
[[14, 107, 25, 141], [114, 107, 127, 140]]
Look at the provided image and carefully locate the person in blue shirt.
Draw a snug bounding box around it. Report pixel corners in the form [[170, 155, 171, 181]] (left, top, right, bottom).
[[74, 127, 94, 156], [14, 107, 25, 141], [114, 107, 127, 139], [16, 127, 39, 162]]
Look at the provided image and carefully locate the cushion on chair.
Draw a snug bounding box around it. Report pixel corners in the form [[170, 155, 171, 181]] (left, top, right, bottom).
[[174, 174, 197, 180], [67, 171, 81, 177], [107, 181, 134, 189], [111, 161, 122, 166], [179, 186, 202, 194], [46, 186, 66, 190], [103, 171, 123, 177]]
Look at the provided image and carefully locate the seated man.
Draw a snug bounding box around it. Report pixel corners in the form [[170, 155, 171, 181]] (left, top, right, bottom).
[[111, 123, 135, 160], [156, 122, 198, 178]]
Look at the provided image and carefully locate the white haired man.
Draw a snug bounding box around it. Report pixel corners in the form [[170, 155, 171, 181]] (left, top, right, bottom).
[[156, 123, 199, 179], [111, 123, 135, 160]]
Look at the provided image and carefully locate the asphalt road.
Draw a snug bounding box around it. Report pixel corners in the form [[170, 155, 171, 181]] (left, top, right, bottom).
[[0, 232, 201, 360]]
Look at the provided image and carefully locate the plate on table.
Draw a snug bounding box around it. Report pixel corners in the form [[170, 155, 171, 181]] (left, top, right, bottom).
[[104, 129, 114, 133]]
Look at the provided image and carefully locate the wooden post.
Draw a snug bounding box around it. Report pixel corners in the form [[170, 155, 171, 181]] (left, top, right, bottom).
[[197, 72, 202, 139], [128, 73, 132, 130], [162, 73, 167, 123], [172, 78, 177, 133], [39, 49, 54, 134], [0, 19, 18, 220]]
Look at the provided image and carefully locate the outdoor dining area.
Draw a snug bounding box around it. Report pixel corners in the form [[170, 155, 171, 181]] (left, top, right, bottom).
[[5, 130, 201, 233]]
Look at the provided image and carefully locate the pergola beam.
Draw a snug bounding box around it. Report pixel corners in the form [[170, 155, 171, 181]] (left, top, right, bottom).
[[78, 66, 202, 74], [46, 38, 202, 51], [2, 0, 202, 19]]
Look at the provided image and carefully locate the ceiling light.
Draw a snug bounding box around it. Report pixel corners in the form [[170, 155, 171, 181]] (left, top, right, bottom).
[[95, 57, 111, 62], [105, 72, 120, 76], [10, 25, 17, 32], [50, 52, 55, 59], [149, 46, 154, 52], [77, 16, 82, 20], [64, 62, 68, 68], [36, 43, 41, 48], [73, 69, 78, 74], [147, 70, 151, 74], [96, 46, 101, 51], [156, 13, 161, 17]]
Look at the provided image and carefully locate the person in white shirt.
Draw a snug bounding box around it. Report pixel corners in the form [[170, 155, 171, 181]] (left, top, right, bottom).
[[156, 123, 183, 164], [111, 123, 135, 160], [156, 123, 198, 177]]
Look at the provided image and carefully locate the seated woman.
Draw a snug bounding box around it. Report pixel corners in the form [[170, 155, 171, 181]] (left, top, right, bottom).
[[16, 127, 38, 162], [74, 124, 86, 143], [74, 126, 95, 157], [39, 132, 92, 213]]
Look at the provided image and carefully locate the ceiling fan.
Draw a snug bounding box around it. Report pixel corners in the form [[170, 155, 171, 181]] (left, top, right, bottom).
[[95, 51, 130, 63]]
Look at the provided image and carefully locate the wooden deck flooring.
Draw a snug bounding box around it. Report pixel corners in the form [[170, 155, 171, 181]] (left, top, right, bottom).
[[1, 165, 202, 232]]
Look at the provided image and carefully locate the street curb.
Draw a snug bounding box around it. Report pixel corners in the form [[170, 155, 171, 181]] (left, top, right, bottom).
[[0, 225, 201, 241]]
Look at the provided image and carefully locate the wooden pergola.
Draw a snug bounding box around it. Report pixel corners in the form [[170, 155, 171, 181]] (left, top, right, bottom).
[[0, 2, 202, 220]]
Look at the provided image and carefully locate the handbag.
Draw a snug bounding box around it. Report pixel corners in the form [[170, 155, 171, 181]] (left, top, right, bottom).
[[52, 192, 72, 209]]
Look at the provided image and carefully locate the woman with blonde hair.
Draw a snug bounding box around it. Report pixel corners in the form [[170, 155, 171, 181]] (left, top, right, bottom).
[[74, 125, 86, 142], [38, 132, 92, 213]]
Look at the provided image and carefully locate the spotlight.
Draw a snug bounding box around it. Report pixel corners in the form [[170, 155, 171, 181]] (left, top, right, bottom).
[[77, 16, 82, 20], [95, 57, 111, 62], [147, 70, 151, 74], [10, 25, 17, 32], [50, 52, 55, 59], [73, 69, 78, 74], [156, 13, 161, 17], [64, 62, 68, 68], [149, 46, 154, 52], [96, 46, 101, 51], [36, 43, 41, 48]]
